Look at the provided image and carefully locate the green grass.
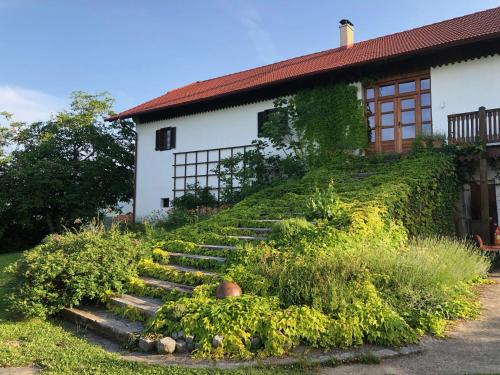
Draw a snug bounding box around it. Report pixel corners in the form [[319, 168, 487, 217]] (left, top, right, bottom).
[[0, 252, 308, 375]]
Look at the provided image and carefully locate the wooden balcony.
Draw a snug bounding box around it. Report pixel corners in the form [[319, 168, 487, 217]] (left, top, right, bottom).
[[448, 107, 500, 145]]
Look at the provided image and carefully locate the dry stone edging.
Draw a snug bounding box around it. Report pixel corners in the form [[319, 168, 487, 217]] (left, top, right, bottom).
[[115, 342, 424, 369]]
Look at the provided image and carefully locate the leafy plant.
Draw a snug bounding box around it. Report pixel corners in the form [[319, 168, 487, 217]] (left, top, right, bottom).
[[8, 222, 146, 318], [172, 183, 218, 210]]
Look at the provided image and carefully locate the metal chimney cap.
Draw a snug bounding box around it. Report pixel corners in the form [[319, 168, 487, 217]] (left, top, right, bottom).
[[339, 19, 354, 27]]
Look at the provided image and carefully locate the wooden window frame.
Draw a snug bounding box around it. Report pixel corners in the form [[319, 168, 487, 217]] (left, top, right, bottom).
[[364, 72, 432, 153], [155, 127, 176, 151]]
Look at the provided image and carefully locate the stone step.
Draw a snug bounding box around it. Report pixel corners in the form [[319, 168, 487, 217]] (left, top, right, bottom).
[[226, 235, 266, 241], [167, 252, 226, 263], [251, 219, 283, 223], [140, 276, 194, 294], [197, 244, 237, 251], [108, 294, 162, 318], [61, 305, 143, 345], [236, 227, 272, 233], [165, 263, 218, 277]]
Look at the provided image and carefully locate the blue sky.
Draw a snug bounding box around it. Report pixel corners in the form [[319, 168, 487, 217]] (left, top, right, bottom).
[[1, 0, 499, 122]]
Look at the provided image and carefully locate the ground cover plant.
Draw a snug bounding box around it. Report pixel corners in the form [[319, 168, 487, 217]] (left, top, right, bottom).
[[145, 151, 490, 358], [7, 150, 490, 361], [0, 252, 310, 374]]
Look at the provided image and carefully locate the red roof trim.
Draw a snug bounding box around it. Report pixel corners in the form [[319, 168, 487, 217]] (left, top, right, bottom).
[[109, 7, 500, 121]]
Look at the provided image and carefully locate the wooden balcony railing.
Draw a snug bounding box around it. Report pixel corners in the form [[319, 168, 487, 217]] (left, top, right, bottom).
[[448, 107, 500, 144]]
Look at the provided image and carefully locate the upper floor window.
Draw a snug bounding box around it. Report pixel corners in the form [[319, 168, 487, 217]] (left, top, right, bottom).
[[155, 127, 176, 151], [257, 108, 287, 137]]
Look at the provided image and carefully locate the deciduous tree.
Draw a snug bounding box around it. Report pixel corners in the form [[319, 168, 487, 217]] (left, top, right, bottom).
[[0, 92, 135, 250]]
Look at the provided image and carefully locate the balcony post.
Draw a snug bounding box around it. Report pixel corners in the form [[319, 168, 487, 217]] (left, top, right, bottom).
[[478, 106, 490, 242], [479, 106, 487, 143]]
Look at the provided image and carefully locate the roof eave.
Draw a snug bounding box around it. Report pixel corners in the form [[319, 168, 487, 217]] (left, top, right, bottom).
[[106, 31, 500, 122]]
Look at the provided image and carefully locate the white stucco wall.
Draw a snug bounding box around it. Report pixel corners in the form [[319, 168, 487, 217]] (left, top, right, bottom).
[[135, 100, 275, 220], [430, 54, 500, 136]]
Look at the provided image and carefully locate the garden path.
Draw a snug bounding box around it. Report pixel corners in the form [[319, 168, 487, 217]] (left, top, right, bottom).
[[320, 270, 500, 375]]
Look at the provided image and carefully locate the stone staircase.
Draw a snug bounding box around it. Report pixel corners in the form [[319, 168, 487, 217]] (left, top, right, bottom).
[[62, 219, 279, 351]]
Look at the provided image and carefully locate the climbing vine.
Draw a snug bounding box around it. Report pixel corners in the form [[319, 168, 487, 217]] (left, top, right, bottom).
[[215, 83, 367, 203]]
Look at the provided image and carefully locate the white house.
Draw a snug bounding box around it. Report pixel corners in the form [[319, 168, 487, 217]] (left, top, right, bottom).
[[109, 7, 500, 229]]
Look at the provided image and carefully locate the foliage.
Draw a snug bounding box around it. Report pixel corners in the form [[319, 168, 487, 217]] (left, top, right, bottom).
[[306, 182, 351, 226], [149, 289, 415, 359], [1, 252, 307, 374], [214, 140, 305, 204], [262, 85, 367, 164], [145, 152, 489, 358], [0, 92, 135, 252], [8, 223, 146, 318], [214, 83, 364, 203], [411, 132, 446, 154], [152, 248, 226, 272], [0, 111, 14, 158], [172, 183, 218, 210], [138, 258, 218, 286], [8, 150, 490, 360], [125, 276, 186, 302]]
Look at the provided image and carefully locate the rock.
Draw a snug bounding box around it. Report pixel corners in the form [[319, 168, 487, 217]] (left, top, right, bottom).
[[175, 339, 187, 353], [156, 337, 176, 354], [185, 335, 194, 344], [186, 341, 195, 352], [171, 332, 178, 340], [177, 330, 184, 339], [372, 349, 399, 359], [399, 345, 423, 355], [212, 335, 223, 348], [250, 337, 262, 351], [138, 336, 156, 352], [215, 281, 242, 299]]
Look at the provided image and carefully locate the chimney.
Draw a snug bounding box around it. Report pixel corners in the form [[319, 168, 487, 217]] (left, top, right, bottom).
[[339, 19, 354, 48]]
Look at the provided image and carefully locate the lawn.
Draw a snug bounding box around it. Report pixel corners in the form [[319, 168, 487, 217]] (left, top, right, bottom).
[[0, 252, 308, 375]]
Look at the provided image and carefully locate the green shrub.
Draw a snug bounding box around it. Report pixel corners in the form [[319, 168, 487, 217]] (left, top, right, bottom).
[[366, 237, 489, 335], [172, 183, 218, 210], [306, 182, 351, 225], [8, 223, 146, 318]]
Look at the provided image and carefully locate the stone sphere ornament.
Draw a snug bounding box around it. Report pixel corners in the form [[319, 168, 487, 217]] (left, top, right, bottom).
[[215, 281, 242, 299]]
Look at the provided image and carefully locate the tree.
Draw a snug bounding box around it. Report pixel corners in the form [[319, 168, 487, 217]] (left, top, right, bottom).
[[0, 92, 135, 249], [0, 112, 13, 158]]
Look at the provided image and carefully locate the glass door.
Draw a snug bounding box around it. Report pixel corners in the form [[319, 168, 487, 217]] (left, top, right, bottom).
[[379, 98, 397, 153], [365, 74, 432, 154], [398, 95, 417, 152]]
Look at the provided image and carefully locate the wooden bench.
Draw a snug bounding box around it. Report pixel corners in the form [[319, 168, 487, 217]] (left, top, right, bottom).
[[473, 235, 500, 253]]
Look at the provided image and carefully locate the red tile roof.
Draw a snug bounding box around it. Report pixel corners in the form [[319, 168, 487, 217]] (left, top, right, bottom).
[[111, 7, 500, 120]]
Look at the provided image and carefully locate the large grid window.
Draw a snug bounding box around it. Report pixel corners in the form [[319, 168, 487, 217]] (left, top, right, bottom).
[[173, 144, 254, 201], [365, 74, 432, 153]]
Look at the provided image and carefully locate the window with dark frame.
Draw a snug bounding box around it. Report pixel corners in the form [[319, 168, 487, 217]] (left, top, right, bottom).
[[161, 198, 170, 208], [257, 108, 288, 137], [155, 127, 176, 151], [257, 110, 271, 137]]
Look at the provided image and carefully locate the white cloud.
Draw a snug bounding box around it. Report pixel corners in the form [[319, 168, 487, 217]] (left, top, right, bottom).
[[0, 86, 66, 123], [239, 5, 279, 63]]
